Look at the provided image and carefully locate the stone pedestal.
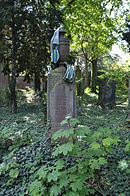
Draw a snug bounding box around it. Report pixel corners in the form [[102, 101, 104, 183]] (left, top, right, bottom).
[[47, 66, 76, 132]]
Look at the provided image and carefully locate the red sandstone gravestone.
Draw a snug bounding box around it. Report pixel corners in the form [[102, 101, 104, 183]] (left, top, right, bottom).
[[47, 67, 76, 131], [47, 28, 76, 132]]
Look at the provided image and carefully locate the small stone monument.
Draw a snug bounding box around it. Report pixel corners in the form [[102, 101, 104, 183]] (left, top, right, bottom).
[[98, 80, 116, 108], [47, 28, 76, 132], [105, 80, 116, 107]]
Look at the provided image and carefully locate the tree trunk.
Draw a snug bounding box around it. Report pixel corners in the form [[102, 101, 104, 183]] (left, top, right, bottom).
[[91, 58, 98, 93], [35, 72, 41, 92], [76, 64, 84, 96], [127, 79, 130, 127], [10, 1, 17, 113], [84, 56, 89, 88], [128, 79, 130, 108]]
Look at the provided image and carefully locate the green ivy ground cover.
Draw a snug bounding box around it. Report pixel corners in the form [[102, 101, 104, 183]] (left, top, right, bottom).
[[0, 103, 129, 195], [77, 104, 130, 195]]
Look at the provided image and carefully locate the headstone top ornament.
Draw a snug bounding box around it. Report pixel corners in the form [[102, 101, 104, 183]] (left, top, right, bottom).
[[50, 27, 75, 82], [50, 27, 70, 65], [50, 27, 60, 64]]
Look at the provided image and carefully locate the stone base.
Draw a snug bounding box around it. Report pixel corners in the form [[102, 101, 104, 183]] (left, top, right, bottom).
[[47, 66, 76, 133]]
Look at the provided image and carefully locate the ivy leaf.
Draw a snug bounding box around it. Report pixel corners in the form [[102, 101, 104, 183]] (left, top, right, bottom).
[[92, 131, 102, 140], [126, 169, 130, 174], [29, 180, 42, 195], [55, 159, 65, 170], [68, 166, 77, 174], [125, 140, 130, 152], [90, 142, 100, 150], [47, 170, 61, 182], [63, 128, 74, 138], [98, 157, 107, 165], [70, 118, 80, 126], [66, 191, 79, 196], [112, 136, 121, 144], [89, 159, 99, 169], [37, 166, 47, 180], [53, 142, 74, 156], [52, 128, 74, 141], [59, 178, 68, 189], [9, 168, 19, 179], [70, 181, 84, 192], [52, 129, 64, 141], [60, 118, 68, 126], [50, 185, 61, 196], [102, 137, 113, 146], [76, 125, 91, 137], [0, 162, 6, 175], [59, 142, 74, 155], [98, 127, 111, 137], [59, 170, 68, 188]]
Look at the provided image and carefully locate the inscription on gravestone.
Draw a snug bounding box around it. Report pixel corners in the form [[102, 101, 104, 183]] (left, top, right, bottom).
[[47, 66, 76, 131]]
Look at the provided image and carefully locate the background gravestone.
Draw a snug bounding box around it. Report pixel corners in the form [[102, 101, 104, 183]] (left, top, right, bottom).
[[47, 28, 76, 132], [105, 80, 116, 107], [98, 80, 116, 108]]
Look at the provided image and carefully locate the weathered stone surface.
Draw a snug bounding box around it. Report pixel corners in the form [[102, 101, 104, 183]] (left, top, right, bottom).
[[105, 80, 116, 106], [47, 66, 76, 132], [59, 28, 70, 63], [98, 80, 116, 108]]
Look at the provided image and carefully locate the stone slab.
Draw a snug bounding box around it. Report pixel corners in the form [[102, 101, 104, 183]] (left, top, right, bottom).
[[47, 66, 76, 132]]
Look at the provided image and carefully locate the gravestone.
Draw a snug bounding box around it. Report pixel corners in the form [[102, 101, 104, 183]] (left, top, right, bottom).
[[105, 80, 116, 107], [98, 80, 116, 108], [47, 28, 76, 133]]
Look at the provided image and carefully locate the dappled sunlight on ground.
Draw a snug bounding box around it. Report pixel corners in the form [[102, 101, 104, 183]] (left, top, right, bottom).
[[78, 104, 128, 130]]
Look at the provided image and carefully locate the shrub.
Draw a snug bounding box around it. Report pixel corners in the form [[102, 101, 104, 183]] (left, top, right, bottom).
[[28, 117, 120, 196]]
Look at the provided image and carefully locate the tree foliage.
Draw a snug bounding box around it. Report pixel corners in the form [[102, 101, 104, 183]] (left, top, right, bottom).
[[0, 0, 62, 111], [0, 0, 62, 82], [60, 0, 129, 92]]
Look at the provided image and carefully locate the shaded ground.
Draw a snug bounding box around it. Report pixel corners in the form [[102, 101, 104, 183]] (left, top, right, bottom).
[[0, 102, 129, 195], [78, 104, 129, 195]]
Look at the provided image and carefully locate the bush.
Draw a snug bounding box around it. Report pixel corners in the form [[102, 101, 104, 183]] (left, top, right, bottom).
[[28, 117, 121, 196]]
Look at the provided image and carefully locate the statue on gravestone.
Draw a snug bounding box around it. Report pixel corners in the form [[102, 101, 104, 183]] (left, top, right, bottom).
[[50, 27, 75, 83], [63, 63, 75, 83], [50, 27, 60, 65]]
